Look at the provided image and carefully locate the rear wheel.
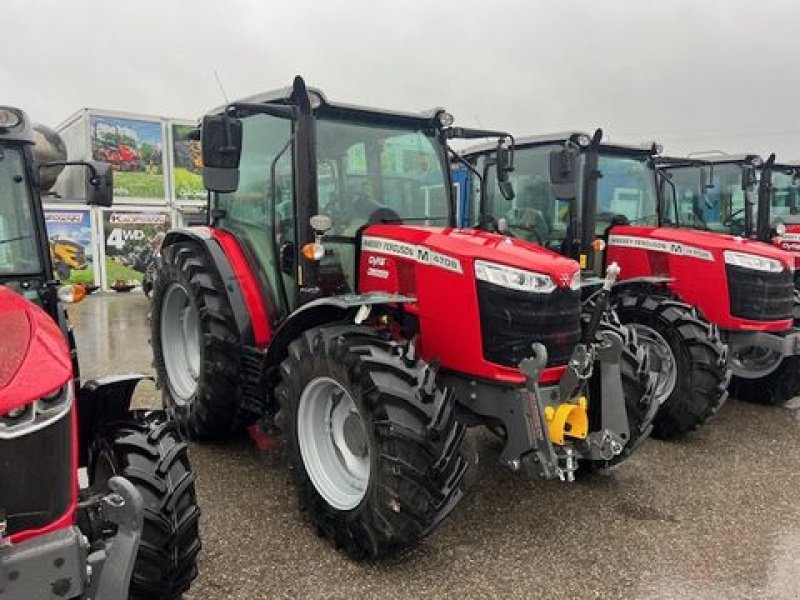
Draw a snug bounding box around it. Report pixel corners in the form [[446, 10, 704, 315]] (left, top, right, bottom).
[[276, 325, 468, 559], [730, 353, 800, 405], [582, 307, 657, 470], [615, 289, 730, 439], [151, 240, 257, 439], [89, 411, 201, 600]]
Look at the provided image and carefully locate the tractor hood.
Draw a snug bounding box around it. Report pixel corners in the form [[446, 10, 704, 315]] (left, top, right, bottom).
[[0, 286, 72, 413], [612, 225, 794, 268], [363, 225, 580, 287]]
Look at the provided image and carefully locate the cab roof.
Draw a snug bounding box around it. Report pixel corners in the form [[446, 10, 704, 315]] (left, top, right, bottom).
[[462, 130, 658, 158], [211, 76, 444, 128]]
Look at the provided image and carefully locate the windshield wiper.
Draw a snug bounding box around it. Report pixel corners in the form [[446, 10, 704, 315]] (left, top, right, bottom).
[[0, 234, 32, 245]]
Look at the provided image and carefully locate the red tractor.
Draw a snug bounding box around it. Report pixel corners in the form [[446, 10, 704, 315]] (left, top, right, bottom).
[[657, 152, 800, 403], [151, 77, 656, 559], [463, 129, 799, 432], [0, 106, 200, 599]]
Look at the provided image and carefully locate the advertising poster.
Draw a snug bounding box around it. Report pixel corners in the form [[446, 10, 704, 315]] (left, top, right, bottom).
[[172, 123, 205, 202], [90, 116, 165, 199], [102, 210, 170, 285], [43, 210, 94, 284]]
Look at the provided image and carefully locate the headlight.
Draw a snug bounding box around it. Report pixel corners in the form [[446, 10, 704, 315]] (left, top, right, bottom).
[[0, 107, 22, 129], [723, 250, 784, 273], [0, 382, 73, 439], [475, 260, 556, 293], [570, 271, 582, 291], [576, 134, 591, 147]]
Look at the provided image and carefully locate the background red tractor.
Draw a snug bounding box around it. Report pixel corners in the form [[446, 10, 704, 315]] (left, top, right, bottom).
[[0, 106, 199, 599], [464, 129, 800, 428], [151, 77, 656, 560]]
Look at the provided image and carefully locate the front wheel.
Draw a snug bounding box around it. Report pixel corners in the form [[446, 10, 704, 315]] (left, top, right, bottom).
[[276, 325, 468, 560], [730, 353, 800, 405], [89, 411, 201, 600], [615, 290, 730, 439]]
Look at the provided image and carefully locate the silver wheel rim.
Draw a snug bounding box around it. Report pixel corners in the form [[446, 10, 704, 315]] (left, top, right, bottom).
[[297, 377, 370, 511], [730, 345, 783, 379], [629, 323, 677, 404], [161, 283, 201, 404]]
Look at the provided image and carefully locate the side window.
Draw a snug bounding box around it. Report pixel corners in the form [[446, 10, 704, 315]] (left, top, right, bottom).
[[216, 114, 295, 316]]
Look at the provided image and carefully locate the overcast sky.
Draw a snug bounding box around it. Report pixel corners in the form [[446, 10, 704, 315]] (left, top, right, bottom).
[[3, 0, 799, 158]]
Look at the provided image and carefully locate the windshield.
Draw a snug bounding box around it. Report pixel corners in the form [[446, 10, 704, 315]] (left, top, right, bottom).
[[0, 146, 41, 275], [665, 163, 748, 234], [595, 154, 658, 233], [769, 169, 800, 225], [315, 118, 449, 233], [482, 143, 574, 252]]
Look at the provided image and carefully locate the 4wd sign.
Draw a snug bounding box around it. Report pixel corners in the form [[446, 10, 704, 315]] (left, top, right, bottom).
[[102, 210, 171, 286]]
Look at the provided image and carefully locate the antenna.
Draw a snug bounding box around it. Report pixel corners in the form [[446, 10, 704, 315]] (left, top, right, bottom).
[[214, 70, 230, 105]]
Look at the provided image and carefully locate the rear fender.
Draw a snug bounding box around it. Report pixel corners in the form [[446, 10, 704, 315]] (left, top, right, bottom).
[[264, 293, 415, 370], [76, 374, 146, 468], [161, 227, 263, 347]]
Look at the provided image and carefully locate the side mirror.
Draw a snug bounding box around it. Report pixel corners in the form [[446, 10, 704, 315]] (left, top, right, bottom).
[[86, 161, 113, 207], [549, 145, 580, 200], [496, 143, 515, 201], [202, 114, 243, 193]]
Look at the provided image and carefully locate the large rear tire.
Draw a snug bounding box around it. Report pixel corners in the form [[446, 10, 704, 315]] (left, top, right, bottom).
[[615, 290, 730, 439], [276, 325, 468, 560], [582, 307, 657, 469], [89, 411, 201, 600], [151, 240, 257, 439]]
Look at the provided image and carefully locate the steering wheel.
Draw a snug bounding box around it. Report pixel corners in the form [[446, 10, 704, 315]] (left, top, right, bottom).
[[722, 208, 745, 227], [507, 223, 544, 245]]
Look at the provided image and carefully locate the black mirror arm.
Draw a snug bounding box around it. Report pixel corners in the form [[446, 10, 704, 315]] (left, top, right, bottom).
[[39, 160, 101, 185]]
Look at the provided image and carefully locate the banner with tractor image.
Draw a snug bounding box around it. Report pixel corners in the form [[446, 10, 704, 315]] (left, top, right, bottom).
[[171, 123, 205, 202], [44, 209, 95, 284], [102, 210, 171, 288], [90, 115, 165, 200]]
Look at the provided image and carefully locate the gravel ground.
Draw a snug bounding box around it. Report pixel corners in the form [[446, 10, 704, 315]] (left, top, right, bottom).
[[70, 293, 800, 600]]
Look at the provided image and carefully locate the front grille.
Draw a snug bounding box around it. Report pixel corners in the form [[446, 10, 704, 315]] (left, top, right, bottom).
[[1, 408, 73, 536], [727, 265, 795, 321], [477, 281, 581, 368]]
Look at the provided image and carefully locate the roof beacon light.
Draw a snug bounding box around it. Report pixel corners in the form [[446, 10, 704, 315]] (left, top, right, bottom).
[[0, 107, 22, 129], [437, 111, 455, 128]]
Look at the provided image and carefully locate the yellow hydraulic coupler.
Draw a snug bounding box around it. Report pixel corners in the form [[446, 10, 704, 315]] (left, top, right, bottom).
[[543, 397, 589, 445]]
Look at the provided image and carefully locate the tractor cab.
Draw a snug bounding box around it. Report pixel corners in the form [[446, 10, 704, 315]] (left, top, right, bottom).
[[657, 153, 765, 240], [467, 131, 660, 276]]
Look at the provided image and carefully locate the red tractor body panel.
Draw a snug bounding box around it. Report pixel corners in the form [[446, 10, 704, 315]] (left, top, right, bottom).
[[358, 225, 579, 384], [607, 225, 794, 331], [211, 228, 272, 347], [0, 287, 78, 544], [0, 287, 73, 410]]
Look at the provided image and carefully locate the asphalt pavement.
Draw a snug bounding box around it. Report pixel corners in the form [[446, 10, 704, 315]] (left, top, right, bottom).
[[69, 292, 800, 600]]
